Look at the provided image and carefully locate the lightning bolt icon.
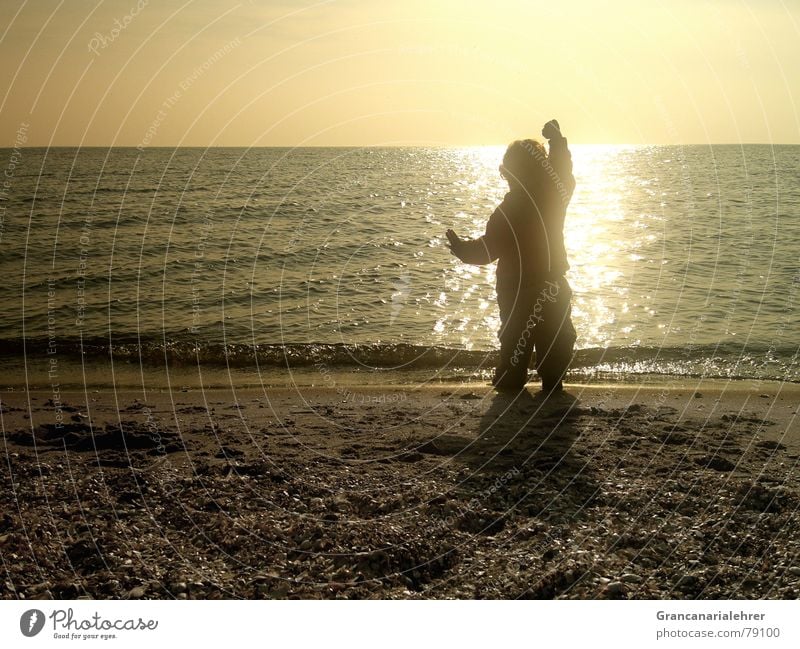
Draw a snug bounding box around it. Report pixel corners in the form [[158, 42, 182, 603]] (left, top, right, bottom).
[[389, 272, 411, 326], [28, 611, 38, 632]]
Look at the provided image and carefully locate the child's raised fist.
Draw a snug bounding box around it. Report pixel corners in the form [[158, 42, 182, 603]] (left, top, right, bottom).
[[541, 119, 562, 140]]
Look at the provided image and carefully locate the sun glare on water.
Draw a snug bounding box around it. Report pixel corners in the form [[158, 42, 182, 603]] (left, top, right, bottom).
[[442, 144, 646, 351]]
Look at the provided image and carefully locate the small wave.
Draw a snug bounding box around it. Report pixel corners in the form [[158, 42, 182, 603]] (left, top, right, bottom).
[[0, 337, 797, 381]]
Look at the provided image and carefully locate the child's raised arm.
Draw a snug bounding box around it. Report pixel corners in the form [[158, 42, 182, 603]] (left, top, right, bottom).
[[542, 119, 576, 205]]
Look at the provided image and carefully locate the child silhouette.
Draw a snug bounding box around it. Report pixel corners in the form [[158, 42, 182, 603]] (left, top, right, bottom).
[[446, 120, 576, 392]]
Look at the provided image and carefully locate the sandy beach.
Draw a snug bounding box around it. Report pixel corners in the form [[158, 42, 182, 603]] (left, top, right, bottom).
[[1, 379, 798, 599]]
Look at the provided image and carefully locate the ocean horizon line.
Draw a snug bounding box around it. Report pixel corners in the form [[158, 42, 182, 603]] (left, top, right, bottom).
[[4, 142, 800, 150]]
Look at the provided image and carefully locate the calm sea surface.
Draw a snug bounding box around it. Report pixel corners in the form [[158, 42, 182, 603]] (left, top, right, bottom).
[[1, 145, 798, 384]]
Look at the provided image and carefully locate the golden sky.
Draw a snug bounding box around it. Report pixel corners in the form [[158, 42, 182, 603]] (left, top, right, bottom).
[[1, 0, 799, 146]]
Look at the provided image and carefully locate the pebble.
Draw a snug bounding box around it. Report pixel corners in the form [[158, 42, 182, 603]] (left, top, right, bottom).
[[127, 586, 147, 598], [787, 567, 800, 577], [621, 573, 642, 584], [331, 495, 349, 512], [268, 583, 290, 598], [605, 581, 626, 596]]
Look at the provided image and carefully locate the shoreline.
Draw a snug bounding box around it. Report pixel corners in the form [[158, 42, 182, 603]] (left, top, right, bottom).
[[3, 355, 799, 391]]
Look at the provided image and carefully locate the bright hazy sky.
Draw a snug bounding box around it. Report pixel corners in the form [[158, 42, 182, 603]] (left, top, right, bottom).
[[1, 0, 799, 146]]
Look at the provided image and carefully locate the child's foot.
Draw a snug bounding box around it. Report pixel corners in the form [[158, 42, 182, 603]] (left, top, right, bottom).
[[491, 369, 526, 391], [541, 379, 563, 393], [493, 380, 526, 392]]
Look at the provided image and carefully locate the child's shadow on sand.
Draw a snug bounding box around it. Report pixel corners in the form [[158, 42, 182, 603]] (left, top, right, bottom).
[[431, 389, 597, 522]]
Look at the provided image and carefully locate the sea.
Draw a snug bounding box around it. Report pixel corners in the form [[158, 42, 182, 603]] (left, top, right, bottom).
[[0, 144, 798, 388]]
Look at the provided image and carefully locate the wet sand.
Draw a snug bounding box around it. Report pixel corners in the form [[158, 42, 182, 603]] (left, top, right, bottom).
[[1, 380, 799, 599]]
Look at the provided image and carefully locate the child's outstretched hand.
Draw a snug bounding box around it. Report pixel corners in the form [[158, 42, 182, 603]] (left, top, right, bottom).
[[542, 119, 562, 140], [445, 229, 462, 254]]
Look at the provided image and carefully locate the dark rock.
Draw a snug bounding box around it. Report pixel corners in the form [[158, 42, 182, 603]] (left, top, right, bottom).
[[605, 581, 626, 597], [214, 446, 244, 459], [756, 440, 786, 451], [696, 455, 736, 472]]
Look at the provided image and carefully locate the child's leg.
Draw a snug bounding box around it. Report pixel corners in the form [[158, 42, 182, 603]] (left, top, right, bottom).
[[494, 289, 535, 389], [533, 277, 576, 389], [492, 286, 533, 389]]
